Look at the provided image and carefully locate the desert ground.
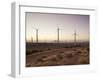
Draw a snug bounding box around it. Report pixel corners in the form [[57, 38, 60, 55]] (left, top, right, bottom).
[[26, 42, 89, 67]]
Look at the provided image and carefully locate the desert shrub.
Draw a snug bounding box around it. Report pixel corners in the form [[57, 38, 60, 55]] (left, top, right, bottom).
[[48, 48, 51, 50], [51, 58, 57, 62], [26, 49, 43, 55], [80, 60, 88, 64], [57, 54, 63, 60], [26, 50, 32, 55], [39, 50, 43, 52], [42, 56, 47, 58], [66, 53, 73, 58], [32, 50, 39, 53], [64, 46, 70, 48], [77, 51, 82, 54], [37, 58, 43, 62], [86, 47, 89, 52], [73, 49, 77, 52], [60, 51, 64, 53]]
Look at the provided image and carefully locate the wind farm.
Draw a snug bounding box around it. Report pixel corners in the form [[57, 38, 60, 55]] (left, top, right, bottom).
[[26, 12, 89, 67]]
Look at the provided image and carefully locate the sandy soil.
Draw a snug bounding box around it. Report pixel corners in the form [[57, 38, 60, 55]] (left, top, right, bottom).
[[26, 47, 89, 67]]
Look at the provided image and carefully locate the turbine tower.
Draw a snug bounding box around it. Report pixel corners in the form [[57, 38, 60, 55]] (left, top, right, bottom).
[[36, 29, 38, 43], [74, 27, 77, 46], [57, 27, 61, 43], [33, 27, 39, 43]]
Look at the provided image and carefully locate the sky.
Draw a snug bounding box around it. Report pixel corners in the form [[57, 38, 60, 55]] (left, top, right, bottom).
[[26, 12, 89, 42]]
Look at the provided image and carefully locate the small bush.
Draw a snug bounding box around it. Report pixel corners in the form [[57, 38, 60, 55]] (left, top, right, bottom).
[[26, 50, 32, 55], [64, 46, 69, 48], [66, 54, 73, 58], [60, 51, 64, 53], [77, 51, 82, 54], [26, 49, 43, 55], [57, 54, 63, 59], [39, 50, 43, 52], [48, 48, 51, 50], [51, 58, 57, 62], [42, 56, 47, 58], [32, 50, 39, 53], [80, 60, 88, 64], [37, 58, 43, 62], [87, 48, 89, 52]]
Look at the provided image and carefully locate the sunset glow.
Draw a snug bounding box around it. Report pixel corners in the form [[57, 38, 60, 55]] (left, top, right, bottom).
[[26, 12, 89, 42]]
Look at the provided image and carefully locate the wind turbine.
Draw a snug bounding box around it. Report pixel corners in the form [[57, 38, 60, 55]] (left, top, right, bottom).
[[73, 27, 77, 46], [33, 27, 39, 43], [57, 27, 61, 43]]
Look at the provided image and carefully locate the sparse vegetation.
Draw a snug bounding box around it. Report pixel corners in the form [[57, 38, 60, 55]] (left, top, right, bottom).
[[48, 48, 51, 50], [64, 46, 69, 48], [66, 53, 73, 58], [39, 50, 43, 52], [42, 56, 47, 58], [26, 49, 33, 55], [26, 42, 89, 67], [77, 51, 82, 54], [60, 51, 64, 53], [32, 50, 39, 53], [37, 58, 43, 62], [51, 58, 57, 62], [87, 47, 89, 52], [57, 54, 63, 60], [26, 49, 43, 55]]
